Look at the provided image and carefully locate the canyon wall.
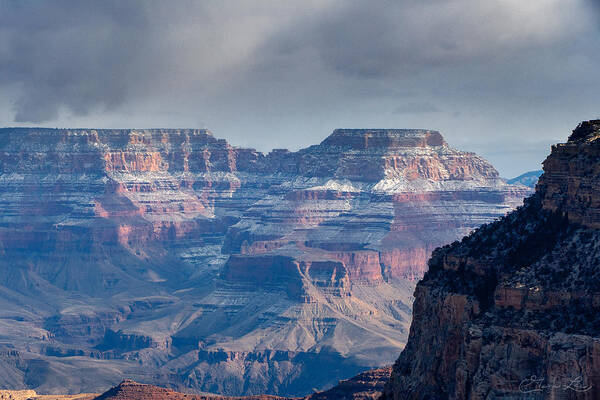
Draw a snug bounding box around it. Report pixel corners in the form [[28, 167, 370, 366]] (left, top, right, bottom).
[[383, 120, 600, 399], [0, 127, 530, 395]]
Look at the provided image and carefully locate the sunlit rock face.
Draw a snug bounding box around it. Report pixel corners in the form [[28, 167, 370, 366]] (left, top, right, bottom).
[[383, 120, 600, 400], [0, 127, 529, 396]]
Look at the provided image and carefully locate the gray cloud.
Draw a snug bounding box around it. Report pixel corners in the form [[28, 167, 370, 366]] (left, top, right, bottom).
[[260, 0, 588, 79], [393, 103, 442, 114], [0, 0, 599, 177], [0, 1, 152, 121]]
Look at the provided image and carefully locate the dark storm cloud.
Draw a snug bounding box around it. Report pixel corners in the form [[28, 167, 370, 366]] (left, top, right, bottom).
[[0, 0, 599, 176], [260, 0, 582, 79], [0, 0, 587, 121], [0, 0, 156, 121], [0, 1, 251, 122]]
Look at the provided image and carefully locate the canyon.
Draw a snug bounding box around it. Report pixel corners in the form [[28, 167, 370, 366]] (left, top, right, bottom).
[[0, 127, 530, 396], [383, 120, 600, 399]]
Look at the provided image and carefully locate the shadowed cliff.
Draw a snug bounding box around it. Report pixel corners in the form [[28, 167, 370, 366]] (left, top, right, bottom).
[[383, 120, 600, 399]]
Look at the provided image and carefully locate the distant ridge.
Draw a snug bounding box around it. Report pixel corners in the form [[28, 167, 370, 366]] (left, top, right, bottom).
[[506, 169, 543, 188]]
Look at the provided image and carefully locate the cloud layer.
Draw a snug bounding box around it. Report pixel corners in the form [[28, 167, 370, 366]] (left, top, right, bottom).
[[0, 0, 599, 176]]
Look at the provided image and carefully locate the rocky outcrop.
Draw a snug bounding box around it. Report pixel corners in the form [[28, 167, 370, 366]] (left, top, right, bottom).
[[306, 367, 392, 400], [86, 367, 391, 400], [0, 390, 36, 400], [93, 380, 284, 400], [383, 120, 600, 399], [0, 127, 529, 396], [539, 120, 600, 228], [0, 390, 95, 400]]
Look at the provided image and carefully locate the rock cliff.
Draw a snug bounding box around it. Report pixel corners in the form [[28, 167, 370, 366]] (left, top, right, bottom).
[[383, 120, 600, 399], [0, 127, 529, 396]]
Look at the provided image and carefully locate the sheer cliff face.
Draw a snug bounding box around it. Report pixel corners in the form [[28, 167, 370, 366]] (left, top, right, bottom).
[[383, 120, 600, 400], [0, 128, 529, 395]]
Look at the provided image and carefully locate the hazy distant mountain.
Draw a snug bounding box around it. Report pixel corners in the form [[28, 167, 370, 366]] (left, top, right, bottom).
[[506, 169, 543, 188]]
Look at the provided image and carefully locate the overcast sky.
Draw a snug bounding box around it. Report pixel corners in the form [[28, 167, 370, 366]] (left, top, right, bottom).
[[1, 0, 599, 177]]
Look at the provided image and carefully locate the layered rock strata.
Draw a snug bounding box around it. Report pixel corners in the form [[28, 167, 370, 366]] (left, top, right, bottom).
[[383, 120, 600, 399], [0, 128, 529, 396]]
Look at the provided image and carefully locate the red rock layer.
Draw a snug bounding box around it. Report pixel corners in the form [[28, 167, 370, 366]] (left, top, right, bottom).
[[0, 127, 527, 286], [94, 380, 285, 400]]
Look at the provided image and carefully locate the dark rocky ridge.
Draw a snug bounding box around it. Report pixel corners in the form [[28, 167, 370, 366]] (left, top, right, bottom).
[[383, 120, 600, 399]]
